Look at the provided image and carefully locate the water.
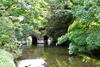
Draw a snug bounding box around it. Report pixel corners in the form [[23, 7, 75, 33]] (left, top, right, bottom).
[[17, 44, 100, 67], [18, 58, 47, 67]]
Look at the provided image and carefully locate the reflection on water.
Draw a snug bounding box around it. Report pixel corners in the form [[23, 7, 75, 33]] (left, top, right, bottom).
[[17, 44, 100, 67], [18, 58, 47, 67]]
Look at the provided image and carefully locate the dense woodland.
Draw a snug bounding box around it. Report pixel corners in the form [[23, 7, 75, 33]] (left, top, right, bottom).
[[0, 0, 100, 67]]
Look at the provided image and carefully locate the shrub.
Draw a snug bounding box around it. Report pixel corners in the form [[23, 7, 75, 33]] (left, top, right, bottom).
[[67, 20, 100, 54]]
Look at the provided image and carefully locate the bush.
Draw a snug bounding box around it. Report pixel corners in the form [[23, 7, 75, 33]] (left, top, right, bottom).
[[67, 20, 100, 54], [0, 17, 22, 58], [58, 0, 100, 54]]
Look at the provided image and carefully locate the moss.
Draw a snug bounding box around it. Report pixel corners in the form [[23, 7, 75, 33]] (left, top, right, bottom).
[[0, 49, 16, 67]]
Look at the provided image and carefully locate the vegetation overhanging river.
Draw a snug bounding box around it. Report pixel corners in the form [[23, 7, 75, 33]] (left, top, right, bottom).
[[16, 43, 100, 67]]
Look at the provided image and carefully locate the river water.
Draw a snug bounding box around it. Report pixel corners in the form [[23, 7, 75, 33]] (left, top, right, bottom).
[[17, 44, 100, 67]]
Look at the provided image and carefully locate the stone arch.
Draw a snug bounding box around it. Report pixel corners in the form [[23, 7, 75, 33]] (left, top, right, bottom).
[[30, 34, 37, 45]]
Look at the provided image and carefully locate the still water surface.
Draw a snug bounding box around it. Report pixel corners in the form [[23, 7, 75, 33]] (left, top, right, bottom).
[[17, 44, 100, 67]]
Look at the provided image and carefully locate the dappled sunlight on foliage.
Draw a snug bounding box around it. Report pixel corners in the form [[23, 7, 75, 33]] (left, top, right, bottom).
[[57, 0, 100, 54], [0, 0, 100, 67], [67, 20, 100, 53], [0, 0, 50, 60]]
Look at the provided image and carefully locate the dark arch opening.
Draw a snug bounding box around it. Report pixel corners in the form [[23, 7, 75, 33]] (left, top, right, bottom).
[[30, 34, 37, 45], [43, 35, 48, 47]]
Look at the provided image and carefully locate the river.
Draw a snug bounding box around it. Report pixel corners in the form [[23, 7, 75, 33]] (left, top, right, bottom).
[[17, 44, 100, 67]]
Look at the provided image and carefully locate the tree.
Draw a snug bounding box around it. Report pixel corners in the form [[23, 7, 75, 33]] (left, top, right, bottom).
[[46, 0, 74, 45], [0, 0, 50, 58], [57, 0, 100, 54]]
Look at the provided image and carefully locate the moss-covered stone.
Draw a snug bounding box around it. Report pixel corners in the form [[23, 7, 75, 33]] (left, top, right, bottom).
[[0, 49, 16, 67]]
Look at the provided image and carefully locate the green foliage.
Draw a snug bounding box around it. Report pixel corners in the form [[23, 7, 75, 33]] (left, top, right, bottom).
[[0, 17, 14, 46], [3, 42, 22, 58], [86, 24, 100, 50], [46, 0, 74, 41], [0, 49, 16, 67], [71, 0, 100, 23], [0, 17, 22, 58], [0, 0, 49, 40], [68, 20, 100, 53], [66, 0, 100, 54], [57, 0, 100, 54], [57, 34, 68, 45], [0, 0, 50, 59]]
